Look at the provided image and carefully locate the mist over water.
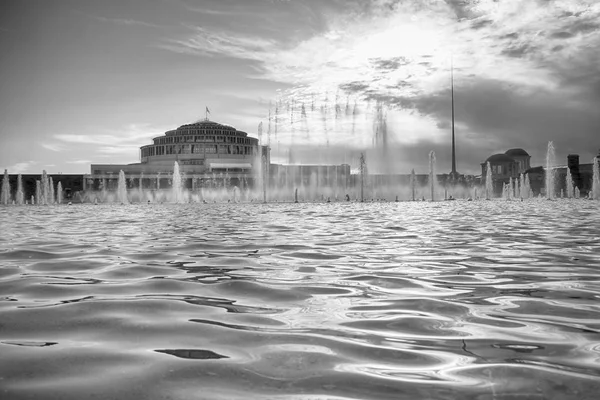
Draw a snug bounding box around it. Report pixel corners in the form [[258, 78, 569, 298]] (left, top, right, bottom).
[[1, 201, 600, 399]]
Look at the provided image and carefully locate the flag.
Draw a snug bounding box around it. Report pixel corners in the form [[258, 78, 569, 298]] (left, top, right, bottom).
[[206, 106, 210, 115]]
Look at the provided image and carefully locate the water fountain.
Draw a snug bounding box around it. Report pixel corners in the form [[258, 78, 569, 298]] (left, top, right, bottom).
[[566, 167, 574, 198], [410, 169, 416, 201], [592, 157, 600, 200], [35, 180, 41, 205], [57, 182, 63, 204], [16, 174, 24, 205], [546, 141, 556, 199], [262, 155, 268, 203], [49, 177, 55, 205], [1, 169, 10, 205], [524, 173, 532, 199], [359, 153, 367, 202], [429, 151, 437, 201], [171, 162, 184, 203], [2, 131, 596, 205], [485, 161, 493, 199], [117, 170, 129, 204]]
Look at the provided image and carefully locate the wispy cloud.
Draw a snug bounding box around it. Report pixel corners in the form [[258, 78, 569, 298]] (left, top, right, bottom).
[[162, 0, 600, 97], [54, 123, 163, 146], [66, 160, 92, 165], [41, 143, 67, 152], [159, 26, 277, 59], [1, 161, 37, 174], [54, 123, 167, 161], [92, 15, 163, 29], [159, 0, 600, 159]]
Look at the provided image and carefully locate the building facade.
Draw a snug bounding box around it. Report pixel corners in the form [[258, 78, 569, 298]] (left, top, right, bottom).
[[86, 119, 269, 190], [481, 148, 531, 195]]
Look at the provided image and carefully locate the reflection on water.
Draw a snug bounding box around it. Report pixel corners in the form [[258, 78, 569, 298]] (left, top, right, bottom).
[[1, 200, 600, 399]]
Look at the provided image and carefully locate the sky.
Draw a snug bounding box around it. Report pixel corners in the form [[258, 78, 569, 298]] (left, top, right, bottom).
[[1, 0, 599, 175]]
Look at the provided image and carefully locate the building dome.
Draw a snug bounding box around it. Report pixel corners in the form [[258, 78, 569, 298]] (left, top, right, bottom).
[[179, 119, 235, 129], [505, 148, 529, 157], [486, 153, 515, 163], [166, 119, 240, 136]]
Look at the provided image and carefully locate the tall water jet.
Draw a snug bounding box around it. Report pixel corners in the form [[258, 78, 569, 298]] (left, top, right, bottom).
[[545, 141, 556, 199], [566, 167, 574, 198], [524, 174, 532, 199], [38, 170, 49, 206], [1, 169, 10, 205], [16, 174, 24, 205], [35, 180, 41, 205], [48, 177, 55, 205], [520, 173, 531, 199], [485, 161, 493, 199], [172, 162, 183, 203], [138, 172, 144, 202], [359, 153, 367, 202], [502, 182, 509, 200], [592, 157, 600, 200], [57, 182, 63, 204], [410, 169, 416, 201], [429, 151, 437, 201], [117, 170, 129, 204], [262, 155, 268, 203]]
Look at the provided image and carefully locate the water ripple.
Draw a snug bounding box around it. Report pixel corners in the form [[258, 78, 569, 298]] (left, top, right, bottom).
[[1, 201, 600, 399]]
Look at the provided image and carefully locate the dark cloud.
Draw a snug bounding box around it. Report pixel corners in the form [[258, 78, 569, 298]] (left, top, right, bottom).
[[437, 121, 450, 130], [443, 0, 480, 21], [470, 18, 492, 30], [570, 20, 599, 35], [369, 56, 410, 71], [500, 32, 519, 40], [501, 43, 535, 58], [339, 81, 370, 94], [394, 78, 600, 169], [551, 31, 573, 39]]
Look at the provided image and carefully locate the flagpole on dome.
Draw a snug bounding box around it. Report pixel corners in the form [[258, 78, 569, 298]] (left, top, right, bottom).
[[205, 106, 210, 121]]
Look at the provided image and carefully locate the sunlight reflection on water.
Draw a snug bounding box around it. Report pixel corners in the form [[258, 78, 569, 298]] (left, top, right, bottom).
[[1, 200, 600, 399]]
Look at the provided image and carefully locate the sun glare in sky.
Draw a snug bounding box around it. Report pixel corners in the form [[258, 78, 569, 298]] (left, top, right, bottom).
[[1, 0, 599, 174]]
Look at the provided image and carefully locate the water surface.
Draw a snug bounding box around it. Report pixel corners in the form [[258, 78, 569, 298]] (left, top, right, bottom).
[[1, 200, 599, 399]]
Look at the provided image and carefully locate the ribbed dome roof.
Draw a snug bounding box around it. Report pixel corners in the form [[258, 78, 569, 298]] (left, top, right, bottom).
[[178, 120, 235, 130], [486, 153, 515, 163], [505, 148, 529, 157]]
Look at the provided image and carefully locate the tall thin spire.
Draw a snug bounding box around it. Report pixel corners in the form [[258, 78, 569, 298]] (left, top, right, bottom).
[[451, 57, 457, 177]]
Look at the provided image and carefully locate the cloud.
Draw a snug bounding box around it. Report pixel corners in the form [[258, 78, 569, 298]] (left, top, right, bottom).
[[153, 0, 600, 172], [1, 161, 37, 174], [66, 160, 92, 165], [96, 145, 140, 155], [54, 124, 164, 146], [54, 134, 121, 145], [41, 143, 67, 152], [92, 16, 162, 29], [158, 26, 277, 60]]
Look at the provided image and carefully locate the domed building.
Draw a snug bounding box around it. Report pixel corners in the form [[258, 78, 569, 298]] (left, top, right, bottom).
[[481, 149, 531, 179], [504, 148, 531, 173], [86, 119, 269, 191], [480, 148, 531, 195]]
